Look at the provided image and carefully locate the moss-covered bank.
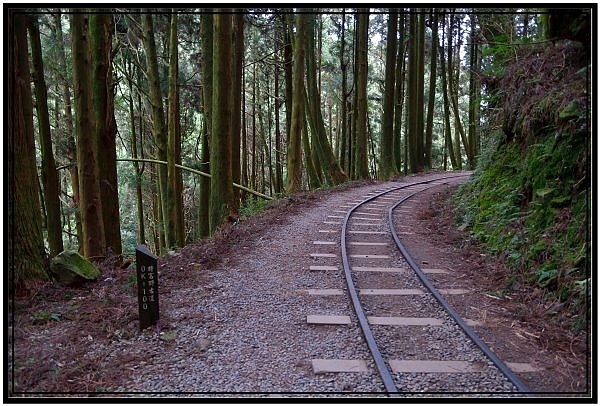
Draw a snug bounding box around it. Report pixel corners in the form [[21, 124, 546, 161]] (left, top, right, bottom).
[[454, 40, 591, 329]]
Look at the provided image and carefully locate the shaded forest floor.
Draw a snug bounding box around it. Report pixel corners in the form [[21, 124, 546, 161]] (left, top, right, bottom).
[[7, 176, 590, 396]]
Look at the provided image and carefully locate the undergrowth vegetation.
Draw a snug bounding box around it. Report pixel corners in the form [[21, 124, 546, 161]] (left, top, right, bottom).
[[454, 40, 590, 329]]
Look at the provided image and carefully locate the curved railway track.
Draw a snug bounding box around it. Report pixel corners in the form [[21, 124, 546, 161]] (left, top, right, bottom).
[[309, 172, 532, 396]]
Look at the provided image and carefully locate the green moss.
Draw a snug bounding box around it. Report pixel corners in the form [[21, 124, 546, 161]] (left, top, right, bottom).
[[454, 123, 589, 318], [49, 250, 101, 286]]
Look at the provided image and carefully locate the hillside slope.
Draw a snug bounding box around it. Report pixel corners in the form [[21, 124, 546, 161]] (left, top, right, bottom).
[[455, 39, 591, 330]]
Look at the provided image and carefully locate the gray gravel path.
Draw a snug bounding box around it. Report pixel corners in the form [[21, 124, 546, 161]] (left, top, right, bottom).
[[111, 175, 520, 397]]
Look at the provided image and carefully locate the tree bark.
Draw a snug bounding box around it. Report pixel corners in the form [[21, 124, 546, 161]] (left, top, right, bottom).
[[468, 14, 480, 169], [28, 15, 64, 256], [142, 13, 169, 248], [231, 12, 244, 214], [9, 11, 48, 291], [354, 9, 370, 179], [90, 12, 122, 256], [447, 12, 471, 169], [167, 12, 185, 247], [305, 11, 347, 186], [285, 11, 305, 194], [424, 11, 438, 170], [338, 10, 351, 175], [53, 12, 82, 249], [198, 13, 212, 238], [209, 11, 234, 233], [407, 13, 419, 173], [439, 14, 459, 170], [416, 12, 426, 171], [125, 55, 146, 245], [274, 29, 283, 195], [72, 12, 106, 259], [394, 12, 406, 173], [379, 10, 398, 180]]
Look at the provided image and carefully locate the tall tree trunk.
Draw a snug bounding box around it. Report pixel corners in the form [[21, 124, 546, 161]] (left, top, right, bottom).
[[468, 14, 480, 169], [251, 65, 257, 192], [90, 12, 122, 256], [231, 12, 244, 215], [339, 11, 348, 171], [167, 12, 185, 247], [302, 112, 320, 189], [210, 11, 234, 233], [28, 16, 64, 256], [53, 12, 82, 249], [72, 12, 105, 259], [424, 11, 438, 170], [379, 10, 398, 180], [354, 9, 370, 179], [142, 14, 173, 248], [439, 14, 459, 170], [447, 12, 470, 169], [274, 35, 283, 194], [241, 68, 249, 200], [304, 12, 347, 186], [394, 12, 406, 173], [304, 84, 324, 187], [285, 11, 306, 194], [142, 13, 169, 249], [283, 13, 293, 141], [126, 55, 145, 245], [407, 13, 419, 173], [9, 11, 48, 291], [198, 13, 212, 238], [416, 12, 426, 172]]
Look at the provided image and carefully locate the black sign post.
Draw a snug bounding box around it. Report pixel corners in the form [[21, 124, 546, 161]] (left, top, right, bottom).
[[135, 245, 159, 330]]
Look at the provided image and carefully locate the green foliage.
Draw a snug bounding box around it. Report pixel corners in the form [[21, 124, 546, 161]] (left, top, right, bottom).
[[454, 119, 589, 323], [122, 274, 137, 294], [455, 37, 589, 326], [239, 197, 269, 219], [30, 310, 61, 324]]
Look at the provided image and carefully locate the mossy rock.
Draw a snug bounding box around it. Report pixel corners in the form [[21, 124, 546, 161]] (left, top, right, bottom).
[[50, 250, 101, 286]]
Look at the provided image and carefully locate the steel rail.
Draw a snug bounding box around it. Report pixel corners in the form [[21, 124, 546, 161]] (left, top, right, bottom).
[[387, 178, 531, 393], [339, 173, 471, 396]]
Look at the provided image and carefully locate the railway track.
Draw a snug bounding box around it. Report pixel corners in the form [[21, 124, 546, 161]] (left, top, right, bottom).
[[307, 172, 534, 396]]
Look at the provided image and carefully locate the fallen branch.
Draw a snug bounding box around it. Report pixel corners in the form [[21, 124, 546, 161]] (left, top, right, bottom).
[[57, 158, 273, 201]]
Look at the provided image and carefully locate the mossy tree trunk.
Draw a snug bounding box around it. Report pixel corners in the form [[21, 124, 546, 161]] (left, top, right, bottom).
[[142, 13, 170, 249], [379, 10, 398, 180], [90, 12, 122, 256], [198, 13, 212, 238], [71, 12, 106, 259], [167, 12, 185, 247], [353, 9, 370, 179], [209, 10, 234, 233], [302, 86, 321, 190], [305, 11, 347, 186], [9, 11, 48, 291], [28, 15, 64, 257], [285, 11, 306, 194]]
